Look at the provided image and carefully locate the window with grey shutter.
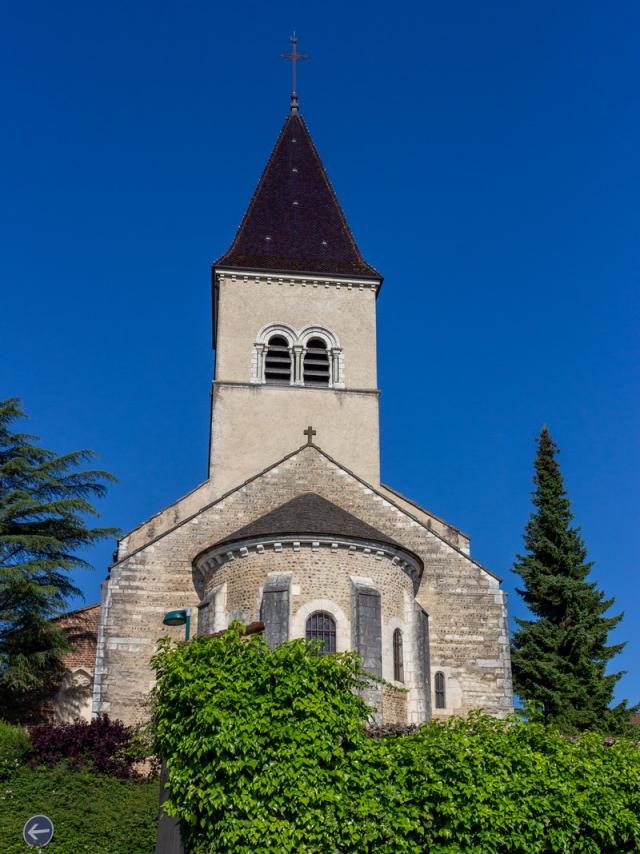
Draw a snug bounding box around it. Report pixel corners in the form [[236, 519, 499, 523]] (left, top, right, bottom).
[[260, 575, 291, 648], [416, 605, 432, 719], [197, 594, 215, 636], [351, 581, 382, 677]]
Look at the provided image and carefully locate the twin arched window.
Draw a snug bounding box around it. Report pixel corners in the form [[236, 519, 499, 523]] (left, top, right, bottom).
[[305, 611, 336, 655], [257, 326, 341, 387], [264, 335, 292, 383], [303, 338, 330, 385]]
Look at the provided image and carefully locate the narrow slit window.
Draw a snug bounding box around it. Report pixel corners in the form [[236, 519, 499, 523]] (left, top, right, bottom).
[[305, 611, 336, 655], [435, 671, 446, 709], [393, 628, 404, 682], [264, 335, 292, 383], [303, 338, 330, 386]]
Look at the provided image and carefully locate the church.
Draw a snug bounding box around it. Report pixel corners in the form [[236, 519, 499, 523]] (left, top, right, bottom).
[[90, 75, 513, 727]]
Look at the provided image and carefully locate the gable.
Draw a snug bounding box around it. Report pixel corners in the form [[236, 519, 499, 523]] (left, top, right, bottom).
[[116, 443, 499, 589]]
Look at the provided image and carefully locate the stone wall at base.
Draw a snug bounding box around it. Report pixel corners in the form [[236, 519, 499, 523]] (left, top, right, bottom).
[[32, 604, 100, 725], [382, 685, 408, 726]]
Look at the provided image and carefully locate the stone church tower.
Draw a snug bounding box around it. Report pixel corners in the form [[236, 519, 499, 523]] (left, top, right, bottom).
[[92, 96, 513, 726]]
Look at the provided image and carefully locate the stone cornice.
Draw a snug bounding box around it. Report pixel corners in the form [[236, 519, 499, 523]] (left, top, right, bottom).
[[215, 268, 380, 293], [212, 380, 380, 397], [194, 534, 422, 582]]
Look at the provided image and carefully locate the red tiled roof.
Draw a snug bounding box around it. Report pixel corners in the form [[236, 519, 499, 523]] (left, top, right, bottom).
[[215, 113, 380, 280]]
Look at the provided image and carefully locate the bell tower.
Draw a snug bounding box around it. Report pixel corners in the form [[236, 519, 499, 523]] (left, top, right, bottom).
[[209, 79, 382, 497]]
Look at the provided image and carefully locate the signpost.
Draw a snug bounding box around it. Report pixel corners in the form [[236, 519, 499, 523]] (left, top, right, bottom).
[[23, 815, 54, 848]]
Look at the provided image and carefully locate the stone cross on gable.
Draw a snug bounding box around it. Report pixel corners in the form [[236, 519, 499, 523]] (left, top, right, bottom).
[[304, 425, 316, 445]]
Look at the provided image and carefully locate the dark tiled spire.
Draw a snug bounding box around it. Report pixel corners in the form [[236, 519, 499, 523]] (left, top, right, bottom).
[[215, 114, 380, 279]]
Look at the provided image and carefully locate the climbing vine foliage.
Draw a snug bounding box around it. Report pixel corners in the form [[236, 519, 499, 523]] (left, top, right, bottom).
[[152, 625, 640, 853]]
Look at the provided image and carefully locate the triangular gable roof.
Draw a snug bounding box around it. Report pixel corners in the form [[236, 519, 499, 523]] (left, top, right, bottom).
[[215, 114, 380, 280], [115, 442, 500, 582], [215, 492, 404, 549]]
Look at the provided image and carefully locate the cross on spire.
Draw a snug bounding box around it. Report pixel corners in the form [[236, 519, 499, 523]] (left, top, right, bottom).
[[304, 425, 316, 445], [281, 32, 309, 114]]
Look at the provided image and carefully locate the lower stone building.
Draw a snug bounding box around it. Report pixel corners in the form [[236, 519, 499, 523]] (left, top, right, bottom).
[[33, 603, 100, 725], [91, 87, 513, 727]]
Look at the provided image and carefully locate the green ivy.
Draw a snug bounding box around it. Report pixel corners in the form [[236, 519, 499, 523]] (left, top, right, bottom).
[[152, 625, 640, 853]]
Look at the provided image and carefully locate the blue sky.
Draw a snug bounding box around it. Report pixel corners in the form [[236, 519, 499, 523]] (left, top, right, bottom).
[[1, 1, 638, 706]]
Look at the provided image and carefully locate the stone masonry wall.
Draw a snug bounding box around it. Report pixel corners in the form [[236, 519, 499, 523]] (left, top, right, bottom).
[[94, 445, 512, 725], [382, 685, 408, 726], [197, 545, 426, 722]]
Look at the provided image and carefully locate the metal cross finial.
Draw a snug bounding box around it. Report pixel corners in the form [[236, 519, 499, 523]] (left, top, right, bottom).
[[281, 32, 309, 114], [304, 425, 317, 445]]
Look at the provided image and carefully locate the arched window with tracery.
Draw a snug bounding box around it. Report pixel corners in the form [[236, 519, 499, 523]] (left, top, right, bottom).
[[305, 610, 336, 655], [303, 337, 330, 386], [264, 334, 292, 383], [393, 628, 404, 682], [435, 671, 446, 709]]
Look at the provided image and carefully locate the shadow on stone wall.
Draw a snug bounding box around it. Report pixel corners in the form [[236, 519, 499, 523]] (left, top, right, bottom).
[[54, 668, 93, 723]]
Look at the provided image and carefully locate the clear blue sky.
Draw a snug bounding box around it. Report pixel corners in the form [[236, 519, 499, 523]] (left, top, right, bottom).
[[1, 1, 638, 706]]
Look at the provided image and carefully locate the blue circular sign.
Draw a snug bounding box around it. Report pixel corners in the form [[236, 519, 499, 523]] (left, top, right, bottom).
[[23, 814, 54, 847]]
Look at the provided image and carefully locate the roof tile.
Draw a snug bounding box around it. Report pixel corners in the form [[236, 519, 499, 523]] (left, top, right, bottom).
[[215, 114, 380, 279], [216, 492, 402, 548]]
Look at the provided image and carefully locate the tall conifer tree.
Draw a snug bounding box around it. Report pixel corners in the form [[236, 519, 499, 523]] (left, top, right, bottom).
[[0, 398, 116, 721], [511, 427, 635, 733]]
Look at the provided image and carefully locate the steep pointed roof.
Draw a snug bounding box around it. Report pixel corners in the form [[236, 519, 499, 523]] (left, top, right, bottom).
[[215, 114, 380, 280], [215, 492, 402, 548]]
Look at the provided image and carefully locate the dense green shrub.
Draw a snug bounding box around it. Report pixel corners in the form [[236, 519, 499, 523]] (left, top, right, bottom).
[[0, 762, 158, 853], [153, 626, 640, 853], [360, 715, 640, 853], [152, 625, 372, 852], [0, 719, 31, 778]]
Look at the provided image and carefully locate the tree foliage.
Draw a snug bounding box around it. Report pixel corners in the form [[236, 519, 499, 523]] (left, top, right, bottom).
[[511, 427, 635, 733], [153, 626, 640, 853], [0, 398, 116, 720]]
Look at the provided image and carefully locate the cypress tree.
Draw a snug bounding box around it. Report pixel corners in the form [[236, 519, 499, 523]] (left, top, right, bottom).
[[511, 426, 635, 733], [0, 398, 116, 721]]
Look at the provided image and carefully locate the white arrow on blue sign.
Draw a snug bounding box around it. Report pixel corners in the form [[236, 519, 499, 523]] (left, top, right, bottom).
[[23, 815, 54, 847]]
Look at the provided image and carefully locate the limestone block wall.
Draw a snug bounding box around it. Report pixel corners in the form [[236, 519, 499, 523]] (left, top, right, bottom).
[[378, 483, 470, 555], [195, 540, 427, 722], [118, 458, 465, 560], [209, 384, 380, 496], [210, 272, 381, 495], [93, 445, 512, 726], [382, 685, 408, 726], [214, 273, 378, 390]]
